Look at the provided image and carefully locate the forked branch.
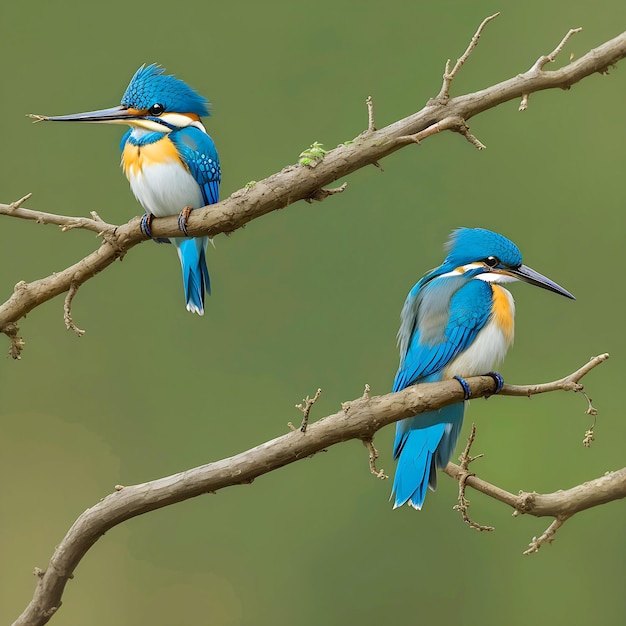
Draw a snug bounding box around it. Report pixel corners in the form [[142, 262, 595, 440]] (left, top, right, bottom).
[[12, 355, 621, 626], [444, 463, 626, 554]]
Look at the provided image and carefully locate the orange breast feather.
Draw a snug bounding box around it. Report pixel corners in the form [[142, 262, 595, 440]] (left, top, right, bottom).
[[491, 285, 514, 344], [122, 136, 182, 179]]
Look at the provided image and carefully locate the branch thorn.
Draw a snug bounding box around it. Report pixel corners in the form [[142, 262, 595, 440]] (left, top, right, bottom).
[[8, 193, 33, 213], [306, 182, 348, 203], [362, 383, 371, 400], [366, 95, 376, 133]]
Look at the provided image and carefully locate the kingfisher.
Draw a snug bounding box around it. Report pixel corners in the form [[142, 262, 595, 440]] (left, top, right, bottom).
[[391, 228, 575, 510], [30, 64, 220, 315]]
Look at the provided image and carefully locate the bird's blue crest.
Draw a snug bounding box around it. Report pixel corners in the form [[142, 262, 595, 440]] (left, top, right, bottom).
[[121, 64, 210, 117], [443, 228, 522, 268]]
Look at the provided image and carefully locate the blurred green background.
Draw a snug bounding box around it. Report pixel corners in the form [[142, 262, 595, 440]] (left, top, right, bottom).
[[1, 1, 624, 625]]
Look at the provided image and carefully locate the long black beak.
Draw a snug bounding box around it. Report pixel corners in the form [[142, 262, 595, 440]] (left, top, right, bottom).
[[28, 105, 135, 124], [507, 264, 575, 300]]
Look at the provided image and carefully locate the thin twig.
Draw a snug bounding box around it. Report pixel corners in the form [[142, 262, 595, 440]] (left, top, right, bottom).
[[503, 354, 606, 445], [295, 388, 322, 432], [523, 517, 569, 555], [452, 424, 494, 531], [520, 27, 583, 110], [582, 411, 597, 448], [63, 282, 86, 337], [579, 389, 597, 416], [398, 116, 486, 150], [0, 200, 117, 236], [436, 13, 500, 102], [359, 385, 387, 478], [362, 438, 388, 479], [397, 116, 465, 144], [499, 353, 609, 397], [531, 27, 584, 72], [456, 120, 487, 150]]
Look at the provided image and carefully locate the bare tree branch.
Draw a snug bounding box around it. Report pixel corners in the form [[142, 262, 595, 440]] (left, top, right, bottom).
[[11, 355, 619, 626], [2, 23, 626, 356], [439, 354, 615, 552], [451, 423, 495, 532], [499, 352, 609, 396], [0, 195, 117, 235], [444, 463, 626, 554]]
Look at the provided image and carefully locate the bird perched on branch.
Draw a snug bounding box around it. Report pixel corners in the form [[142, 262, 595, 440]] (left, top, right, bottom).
[[391, 227, 575, 509], [30, 64, 220, 315]]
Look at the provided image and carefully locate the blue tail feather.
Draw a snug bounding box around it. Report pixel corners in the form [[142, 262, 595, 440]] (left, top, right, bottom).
[[173, 236, 210, 315], [391, 403, 465, 509]]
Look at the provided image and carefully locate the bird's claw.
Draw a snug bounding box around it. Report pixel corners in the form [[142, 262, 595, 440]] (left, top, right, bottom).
[[486, 371, 504, 395], [178, 206, 193, 236], [454, 372, 503, 400], [140, 213, 154, 239], [454, 375, 472, 400]]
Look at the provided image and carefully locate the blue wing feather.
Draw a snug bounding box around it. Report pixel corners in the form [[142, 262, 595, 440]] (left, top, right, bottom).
[[394, 280, 493, 391], [391, 278, 494, 508], [171, 127, 221, 206]]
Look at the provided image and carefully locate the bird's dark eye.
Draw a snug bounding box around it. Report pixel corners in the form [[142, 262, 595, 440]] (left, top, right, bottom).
[[484, 256, 499, 268], [149, 103, 164, 116]]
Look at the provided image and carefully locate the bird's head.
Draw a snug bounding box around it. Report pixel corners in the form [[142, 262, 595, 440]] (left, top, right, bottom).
[[28, 64, 209, 132], [435, 227, 575, 299]]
